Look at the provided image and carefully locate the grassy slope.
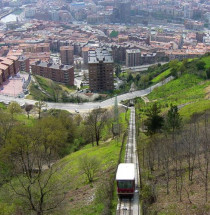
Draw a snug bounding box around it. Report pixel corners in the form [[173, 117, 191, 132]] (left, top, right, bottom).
[[148, 74, 210, 120], [0, 103, 35, 126], [28, 75, 76, 100], [58, 140, 121, 215], [36, 75, 76, 94], [51, 111, 129, 214], [0, 111, 129, 215], [137, 56, 210, 215], [202, 56, 210, 68], [151, 68, 171, 83]]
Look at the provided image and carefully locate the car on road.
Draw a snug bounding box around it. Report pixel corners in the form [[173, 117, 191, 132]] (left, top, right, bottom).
[[75, 109, 79, 113]]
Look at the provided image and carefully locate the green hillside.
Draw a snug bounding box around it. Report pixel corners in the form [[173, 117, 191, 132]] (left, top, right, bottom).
[[141, 54, 210, 120], [135, 54, 210, 215], [0, 107, 130, 215]]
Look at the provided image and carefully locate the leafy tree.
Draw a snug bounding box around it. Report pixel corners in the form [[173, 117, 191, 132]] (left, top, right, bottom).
[[206, 68, 210, 79], [34, 116, 68, 158], [136, 74, 141, 82], [79, 155, 100, 183], [51, 83, 61, 102], [140, 75, 149, 88], [110, 30, 118, 38], [86, 108, 108, 146], [0, 110, 13, 146], [169, 59, 180, 71], [7, 102, 21, 119], [127, 73, 133, 82], [144, 103, 164, 136], [115, 64, 121, 78], [165, 104, 182, 135], [196, 61, 206, 70], [35, 100, 47, 119], [0, 120, 69, 215], [171, 68, 178, 78], [56, 111, 77, 150]]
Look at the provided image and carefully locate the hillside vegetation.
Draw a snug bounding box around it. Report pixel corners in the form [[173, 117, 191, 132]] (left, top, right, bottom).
[[0, 101, 130, 215], [135, 54, 210, 215]]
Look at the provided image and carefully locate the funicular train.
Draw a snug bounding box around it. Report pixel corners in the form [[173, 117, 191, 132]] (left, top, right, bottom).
[[116, 163, 135, 198]]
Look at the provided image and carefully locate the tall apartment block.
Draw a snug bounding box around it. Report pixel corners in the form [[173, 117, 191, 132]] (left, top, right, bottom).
[[60, 46, 74, 65], [31, 61, 74, 86], [88, 48, 114, 92], [82, 47, 90, 65], [126, 49, 141, 67]]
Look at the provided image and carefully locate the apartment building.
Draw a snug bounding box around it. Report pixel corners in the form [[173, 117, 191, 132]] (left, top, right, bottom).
[[0, 56, 20, 86], [60, 46, 74, 65], [126, 49, 141, 67], [88, 48, 114, 92], [18, 56, 30, 73], [31, 61, 74, 86]]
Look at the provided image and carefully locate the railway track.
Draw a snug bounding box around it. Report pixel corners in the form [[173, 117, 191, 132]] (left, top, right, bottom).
[[117, 198, 132, 215], [116, 108, 140, 215]]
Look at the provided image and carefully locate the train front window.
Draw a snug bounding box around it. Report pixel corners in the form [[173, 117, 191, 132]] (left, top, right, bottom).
[[118, 180, 133, 189]]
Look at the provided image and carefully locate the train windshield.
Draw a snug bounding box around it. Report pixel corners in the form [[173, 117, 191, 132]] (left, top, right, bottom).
[[118, 180, 133, 189]]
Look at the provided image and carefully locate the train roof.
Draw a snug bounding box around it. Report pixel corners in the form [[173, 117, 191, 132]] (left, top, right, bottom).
[[116, 163, 135, 181]]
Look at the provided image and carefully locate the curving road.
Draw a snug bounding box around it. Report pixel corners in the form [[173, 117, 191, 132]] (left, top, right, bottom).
[[0, 77, 173, 113]]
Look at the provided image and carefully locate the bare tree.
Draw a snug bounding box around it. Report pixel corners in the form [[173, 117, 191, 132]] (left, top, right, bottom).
[[35, 100, 47, 119], [86, 108, 108, 146], [161, 139, 171, 195], [183, 124, 198, 182], [198, 113, 209, 202], [79, 155, 100, 183]]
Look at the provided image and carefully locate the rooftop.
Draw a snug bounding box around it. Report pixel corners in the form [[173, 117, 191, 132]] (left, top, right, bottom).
[[31, 61, 73, 71], [116, 163, 135, 181], [126, 49, 141, 54], [88, 48, 113, 64], [60, 46, 74, 51]]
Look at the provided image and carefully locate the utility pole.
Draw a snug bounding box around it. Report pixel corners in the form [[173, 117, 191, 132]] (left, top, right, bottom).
[[113, 96, 120, 137]]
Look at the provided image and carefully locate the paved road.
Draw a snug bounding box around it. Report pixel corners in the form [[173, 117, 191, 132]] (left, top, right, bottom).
[[121, 62, 168, 73], [0, 76, 173, 113]]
